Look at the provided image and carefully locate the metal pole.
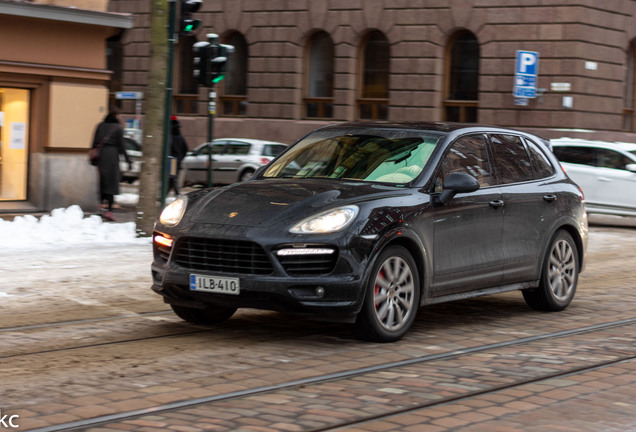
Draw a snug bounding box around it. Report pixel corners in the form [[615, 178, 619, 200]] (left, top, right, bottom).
[[207, 86, 216, 187], [161, 0, 177, 207]]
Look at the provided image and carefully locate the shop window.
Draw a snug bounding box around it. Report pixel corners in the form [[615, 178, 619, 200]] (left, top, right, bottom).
[[444, 31, 479, 122], [358, 31, 390, 120], [304, 31, 334, 119], [0, 88, 30, 201]]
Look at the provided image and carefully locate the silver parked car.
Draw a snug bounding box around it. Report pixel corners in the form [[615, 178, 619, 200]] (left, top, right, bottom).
[[551, 138, 636, 217], [119, 136, 142, 184], [181, 138, 288, 186]]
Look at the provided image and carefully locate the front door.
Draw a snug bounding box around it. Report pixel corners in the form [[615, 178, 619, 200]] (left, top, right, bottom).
[[432, 134, 504, 294]]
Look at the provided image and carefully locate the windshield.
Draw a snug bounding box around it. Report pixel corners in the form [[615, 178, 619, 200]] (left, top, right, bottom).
[[262, 128, 440, 184]]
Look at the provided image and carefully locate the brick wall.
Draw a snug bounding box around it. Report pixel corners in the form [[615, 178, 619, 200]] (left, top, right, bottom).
[[109, 0, 636, 145]]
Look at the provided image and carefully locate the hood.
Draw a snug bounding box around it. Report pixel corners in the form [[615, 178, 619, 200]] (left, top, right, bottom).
[[187, 179, 409, 227]]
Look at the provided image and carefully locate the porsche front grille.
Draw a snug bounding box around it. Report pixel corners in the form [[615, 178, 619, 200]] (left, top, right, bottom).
[[172, 238, 273, 275]]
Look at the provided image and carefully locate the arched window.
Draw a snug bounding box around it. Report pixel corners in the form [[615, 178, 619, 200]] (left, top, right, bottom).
[[304, 31, 334, 119], [221, 32, 248, 116], [624, 40, 636, 131], [175, 35, 198, 114], [359, 30, 390, 120], [444, 31, 479, 122]]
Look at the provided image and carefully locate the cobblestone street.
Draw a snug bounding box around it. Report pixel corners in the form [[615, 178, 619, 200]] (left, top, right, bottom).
[[0, 216, 634, 431]]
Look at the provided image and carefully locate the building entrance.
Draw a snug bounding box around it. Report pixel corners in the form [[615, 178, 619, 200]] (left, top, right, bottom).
[[0, 88, 29, 201]]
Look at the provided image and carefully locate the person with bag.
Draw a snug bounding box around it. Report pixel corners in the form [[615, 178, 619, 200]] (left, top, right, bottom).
[[168, 116, 188, 196], [91, 106, 131, 221]]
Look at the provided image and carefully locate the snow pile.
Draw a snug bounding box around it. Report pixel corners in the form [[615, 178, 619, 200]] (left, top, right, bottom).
[[0, 205, 150, 250]]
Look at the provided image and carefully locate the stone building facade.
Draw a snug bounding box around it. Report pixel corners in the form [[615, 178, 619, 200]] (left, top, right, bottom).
[[109, 0, 636, 148]]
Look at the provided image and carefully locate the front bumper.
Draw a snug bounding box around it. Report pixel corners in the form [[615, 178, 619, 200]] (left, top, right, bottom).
[[151, 227, 375, 322]]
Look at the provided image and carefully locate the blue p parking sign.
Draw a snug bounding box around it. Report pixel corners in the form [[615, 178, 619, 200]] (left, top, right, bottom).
[[513, 51, 539, 98]]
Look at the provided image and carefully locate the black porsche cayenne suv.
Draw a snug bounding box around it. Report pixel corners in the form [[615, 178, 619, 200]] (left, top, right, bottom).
[[151, 122, 588, 342]]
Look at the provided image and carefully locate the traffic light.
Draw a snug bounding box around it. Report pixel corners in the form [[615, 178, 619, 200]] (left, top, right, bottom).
[[210, 43, 235, 83], [179, 0, 202, 36], [192, 41, 210, 86]]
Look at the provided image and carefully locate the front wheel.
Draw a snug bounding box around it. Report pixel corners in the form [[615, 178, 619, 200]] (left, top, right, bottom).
[[239, 169, 255, 182], [170, 304, 237, 325], [523, 230, 579, 311], [352, 246, 420, 342]]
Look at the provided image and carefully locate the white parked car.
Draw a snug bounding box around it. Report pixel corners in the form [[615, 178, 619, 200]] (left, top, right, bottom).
[[181, 138, 288, 186], [551, 138, 636, 216]]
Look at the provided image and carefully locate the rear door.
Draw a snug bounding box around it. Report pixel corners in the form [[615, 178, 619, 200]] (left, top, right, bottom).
[[489, 134, 558, 284], [590, 148, 636, 211], [431, 134, 504, 294], [213, 141, 252, 184]]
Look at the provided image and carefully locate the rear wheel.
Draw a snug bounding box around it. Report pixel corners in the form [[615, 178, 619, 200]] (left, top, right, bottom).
[[523, 230, 579, 311], [353, 246, 420, 342], [170, 304, 237, 324]]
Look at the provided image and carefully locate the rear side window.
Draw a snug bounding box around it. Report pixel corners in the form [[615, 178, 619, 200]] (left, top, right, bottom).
[[226, 143, 251, 155], [263, 144, 287, 157], [596, 148, 633, 170], [525, 139, 555, 179], [490, 134, 533, 184]]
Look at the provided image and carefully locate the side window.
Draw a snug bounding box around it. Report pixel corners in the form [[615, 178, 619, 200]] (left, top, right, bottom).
[[525, 138, 555, 179], [263, 144, 287, 157], [212, 142, 228, 155], [490, 134, 533, 184], [552, 146, 593, 165], [436, 134, 494, 191], [595, 148, 633, 170], [226, 143, 251, 155]]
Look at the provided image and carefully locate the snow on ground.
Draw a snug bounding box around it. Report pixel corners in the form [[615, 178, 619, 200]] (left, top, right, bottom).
[[0, 204, 150, 251]]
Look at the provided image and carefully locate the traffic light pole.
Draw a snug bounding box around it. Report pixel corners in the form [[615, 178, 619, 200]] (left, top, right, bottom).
[[207, 86, 216, 187], [161, 0, 177, 208]]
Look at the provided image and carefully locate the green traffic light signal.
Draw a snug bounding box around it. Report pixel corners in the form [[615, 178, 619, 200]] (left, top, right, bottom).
[[212, 73, 226, 83], [183, 19, 200, 33]]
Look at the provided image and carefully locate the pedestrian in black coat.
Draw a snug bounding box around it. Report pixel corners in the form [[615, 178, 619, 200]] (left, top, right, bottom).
[[91, 107, 131, 221], [169, 116, 189, 196]]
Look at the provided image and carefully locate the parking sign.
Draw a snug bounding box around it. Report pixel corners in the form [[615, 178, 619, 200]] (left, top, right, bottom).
[[513, 51, 539, 98]]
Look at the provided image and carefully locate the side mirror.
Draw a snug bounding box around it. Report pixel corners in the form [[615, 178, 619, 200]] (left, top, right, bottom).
[[626, 163, 636, 173], [434, 172, 480, 205]]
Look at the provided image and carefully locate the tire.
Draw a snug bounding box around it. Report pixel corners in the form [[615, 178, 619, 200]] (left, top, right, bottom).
[[523, 230, 579, 311], [170, 304, 237, 324], [239, 169, 255, 182], [352, 246, 420, 342]]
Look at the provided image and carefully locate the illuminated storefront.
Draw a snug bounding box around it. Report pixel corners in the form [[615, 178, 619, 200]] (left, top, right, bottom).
[[0, 88, 29, 201]]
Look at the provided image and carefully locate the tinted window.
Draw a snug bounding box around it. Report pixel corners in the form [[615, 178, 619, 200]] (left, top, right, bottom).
[[490, 134, 533, 184], [262, 144, 287, 157], [525, 138, 555, 179], [596, 148, 633, 170], [552, 146, 593, 165], [437, 134, 494, 189], [226, 143, 251, 155]]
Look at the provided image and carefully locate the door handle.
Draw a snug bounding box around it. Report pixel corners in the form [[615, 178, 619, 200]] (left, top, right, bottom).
[[598, 177, 611, 182], [543, 194, 557, 202], [489, 200, 504, 208]]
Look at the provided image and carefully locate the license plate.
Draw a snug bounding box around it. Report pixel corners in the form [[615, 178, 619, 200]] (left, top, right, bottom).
[[190, 274, 240, 295]]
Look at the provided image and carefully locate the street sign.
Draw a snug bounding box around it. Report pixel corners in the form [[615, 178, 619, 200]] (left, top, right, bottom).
[[115, 91, 144, 100], [513, 51, 539, 98]]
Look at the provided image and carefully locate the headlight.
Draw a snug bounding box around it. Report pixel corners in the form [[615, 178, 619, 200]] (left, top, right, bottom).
[[290, 205, 359, 234], [159, 196, 188, 226]]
